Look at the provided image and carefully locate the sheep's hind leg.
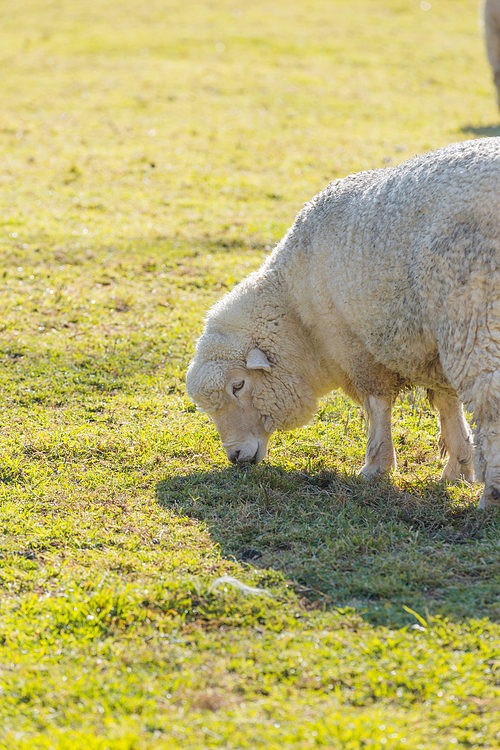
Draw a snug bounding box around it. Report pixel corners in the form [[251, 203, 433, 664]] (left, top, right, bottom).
[[475, 423, 500, 509], [459, 375, 500, 508], [359, 395, 396, 479], [428, 390, 474, 483]]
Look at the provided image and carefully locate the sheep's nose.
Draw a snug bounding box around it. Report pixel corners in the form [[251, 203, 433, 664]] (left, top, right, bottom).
[[229, 449, 258, 465]]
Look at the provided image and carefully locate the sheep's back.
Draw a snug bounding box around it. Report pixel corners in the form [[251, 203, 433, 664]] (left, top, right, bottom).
[[276, 138, 500, 387]]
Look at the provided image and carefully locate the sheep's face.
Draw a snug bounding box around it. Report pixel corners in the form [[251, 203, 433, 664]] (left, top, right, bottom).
[[207, 370, 272, 464], [186, 348, 274, 464]]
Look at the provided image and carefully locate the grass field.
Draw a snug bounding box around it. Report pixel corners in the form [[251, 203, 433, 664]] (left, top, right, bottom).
[[1, 0, 500, 747]]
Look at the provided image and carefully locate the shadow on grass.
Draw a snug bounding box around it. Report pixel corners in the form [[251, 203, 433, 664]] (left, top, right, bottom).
[[156, 464, 500, 627], [461, 123, 500, 137]]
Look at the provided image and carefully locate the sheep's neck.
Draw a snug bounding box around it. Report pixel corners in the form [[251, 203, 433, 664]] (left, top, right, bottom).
[[253, 268, 340, 400]]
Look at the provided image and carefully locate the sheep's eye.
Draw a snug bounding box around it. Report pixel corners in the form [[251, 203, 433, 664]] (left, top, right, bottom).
[[232, 381, 244, 395]]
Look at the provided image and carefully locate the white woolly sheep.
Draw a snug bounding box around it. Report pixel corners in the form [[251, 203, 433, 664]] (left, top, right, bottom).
[[186, 138, 500, 509], [484, 0, 500, 107]]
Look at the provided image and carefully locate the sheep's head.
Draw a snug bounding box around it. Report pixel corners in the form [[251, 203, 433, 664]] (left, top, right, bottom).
[[186, 348, 274, 464], [186, 345, 318, 465]]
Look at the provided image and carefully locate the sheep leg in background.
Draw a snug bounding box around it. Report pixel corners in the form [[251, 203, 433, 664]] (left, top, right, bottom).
[[427, 390, 475, 483], [359, 395, 396, 478], [474, 418, 500, 508], [484, 0, 500, 108]]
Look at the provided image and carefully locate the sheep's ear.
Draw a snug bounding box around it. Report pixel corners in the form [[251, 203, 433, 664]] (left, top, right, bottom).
[[246, 348, 271, 372]]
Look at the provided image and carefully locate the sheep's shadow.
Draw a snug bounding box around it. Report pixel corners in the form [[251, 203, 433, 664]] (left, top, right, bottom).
[[156, 464, 500, 627], [462, 123, 500, 137]]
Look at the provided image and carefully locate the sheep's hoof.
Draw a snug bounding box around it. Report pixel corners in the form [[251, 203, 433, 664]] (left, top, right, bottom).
[[358, 465, 394, 481], [439, 460, 474, 485], [478, 487, 500, 509]]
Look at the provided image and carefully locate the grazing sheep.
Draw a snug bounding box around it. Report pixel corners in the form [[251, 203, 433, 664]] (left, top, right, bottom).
[[484, 0, 500, 108], [186, 138, 500, 509]]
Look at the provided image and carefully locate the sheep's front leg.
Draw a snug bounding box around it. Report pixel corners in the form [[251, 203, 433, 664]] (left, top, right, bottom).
[[359, 395, 396, 478], [428, 390, 474, 483]]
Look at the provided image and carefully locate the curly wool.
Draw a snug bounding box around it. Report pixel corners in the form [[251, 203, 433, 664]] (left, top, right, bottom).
[[273, 139, 500, 409]]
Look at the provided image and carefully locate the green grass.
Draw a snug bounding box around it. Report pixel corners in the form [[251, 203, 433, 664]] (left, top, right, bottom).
[[1, 0, 500, 747]]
